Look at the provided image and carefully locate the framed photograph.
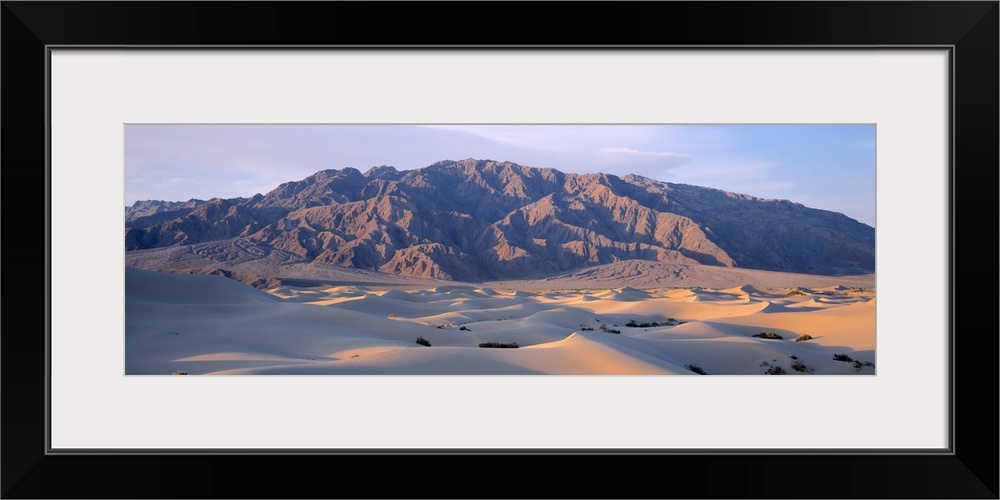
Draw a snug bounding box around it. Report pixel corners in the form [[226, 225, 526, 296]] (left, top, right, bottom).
[[4, 2, 996, 498]]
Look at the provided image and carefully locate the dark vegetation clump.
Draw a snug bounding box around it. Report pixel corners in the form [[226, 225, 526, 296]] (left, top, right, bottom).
[[685, 364, 708, 375], [625, 319, 663, 328], [752, 331, 783, 340], [790, 360, 807, 372], [851, 360, 876, 372], [459, 326, 470, 331], [794, 334, 814, 342], [580, 326, 595, 331], [478, 342, 519, 348], [598, 324, 621, 334], [832, 353, 854, 362], [415, 337, 432, 347], [760, 360, 792, 374]]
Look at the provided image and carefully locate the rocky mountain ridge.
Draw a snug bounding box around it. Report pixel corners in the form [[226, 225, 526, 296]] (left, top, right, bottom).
[[125, 158, 875, 281]]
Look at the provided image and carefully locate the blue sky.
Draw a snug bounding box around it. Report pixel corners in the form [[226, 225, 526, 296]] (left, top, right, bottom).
[[125, 124, 875, 226]]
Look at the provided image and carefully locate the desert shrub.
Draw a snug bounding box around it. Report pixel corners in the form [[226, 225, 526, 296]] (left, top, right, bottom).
[[387, 313, 397, 319], [580, 326, 595, 331], [479, 342, 518, 348], [667, 317, 676, 322], [625, 320, 660, 328], [852, 360, 876, 372], [350, 354, 361, 358], [752, 331, 783, 340], [765, 366, 785, 375], [794, 334, 814, 342], [459, 326, 470, 331], [172, 370, 187, 375], [598, 324, 620, 334], [787, 290, 805, 296], [833, 353, 854, 362], [415, 337, 432, 347], [685, 364, 708, 375], [790, 361, 806, 372]]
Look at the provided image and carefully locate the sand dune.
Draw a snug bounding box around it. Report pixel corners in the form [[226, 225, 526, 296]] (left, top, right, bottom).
[[488, 260, 875, 291], [125, 267, 876, 376]]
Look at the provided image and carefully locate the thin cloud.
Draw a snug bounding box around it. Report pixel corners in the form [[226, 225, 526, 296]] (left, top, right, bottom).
[[600, 147, 691, 161], [596, 147, 693, 177]]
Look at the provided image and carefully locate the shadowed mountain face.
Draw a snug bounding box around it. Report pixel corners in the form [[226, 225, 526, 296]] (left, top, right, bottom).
[[125, 159, 875, 281]]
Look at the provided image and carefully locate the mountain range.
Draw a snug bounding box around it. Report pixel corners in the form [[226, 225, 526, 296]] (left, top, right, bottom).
[[125, 158, 875, 281]]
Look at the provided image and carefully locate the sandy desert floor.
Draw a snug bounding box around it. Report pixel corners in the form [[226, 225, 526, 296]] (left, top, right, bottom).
[[125, 265, 875, 375]]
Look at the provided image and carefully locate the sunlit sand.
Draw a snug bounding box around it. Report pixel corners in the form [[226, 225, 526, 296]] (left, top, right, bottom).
[[126, 265, 875, 375]]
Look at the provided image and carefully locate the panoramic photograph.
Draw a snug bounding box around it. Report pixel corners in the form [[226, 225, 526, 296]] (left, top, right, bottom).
[[124, 124, 876, 375]]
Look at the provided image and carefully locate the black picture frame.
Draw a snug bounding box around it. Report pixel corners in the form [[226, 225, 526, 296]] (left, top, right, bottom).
[[3, 2, 997, 498]]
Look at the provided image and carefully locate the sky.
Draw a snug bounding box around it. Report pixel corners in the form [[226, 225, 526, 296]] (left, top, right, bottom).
[[125, 124, 876, 226]]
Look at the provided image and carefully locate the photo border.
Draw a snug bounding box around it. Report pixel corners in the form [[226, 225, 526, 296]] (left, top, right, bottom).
[[4, 2, 997, 498], [55, 54, 937, 451]]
